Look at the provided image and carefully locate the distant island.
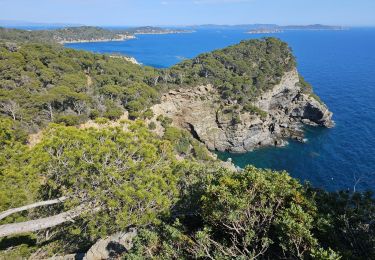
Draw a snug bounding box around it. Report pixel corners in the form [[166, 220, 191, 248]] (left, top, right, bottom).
[[0, 25, 194, 44], [124, 26, 194, 35], [281, 24, 345, 30], [246, 24, 345, 34]]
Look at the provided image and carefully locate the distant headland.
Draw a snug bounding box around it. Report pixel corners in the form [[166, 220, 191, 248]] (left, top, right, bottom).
[[0, 25, 194, 44]]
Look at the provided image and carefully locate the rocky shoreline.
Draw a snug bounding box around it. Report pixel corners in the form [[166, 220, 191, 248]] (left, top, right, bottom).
[[151, 69, 334, 153]]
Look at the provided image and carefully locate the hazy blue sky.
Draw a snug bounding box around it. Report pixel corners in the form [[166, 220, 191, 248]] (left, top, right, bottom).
[[0, 0, 374, 26]]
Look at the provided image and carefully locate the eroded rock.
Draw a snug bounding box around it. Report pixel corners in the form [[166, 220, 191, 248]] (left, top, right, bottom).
[[151, 69, 334, 153]]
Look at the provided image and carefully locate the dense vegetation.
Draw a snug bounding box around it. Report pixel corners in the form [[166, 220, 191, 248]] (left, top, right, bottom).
[[1, 38, 297, 134], [0, 42, 160, 132], [0, 118, 374, 259], [0, 26, 130, 43], [0, 35, 374, 259], [167, 38, 296, 103]]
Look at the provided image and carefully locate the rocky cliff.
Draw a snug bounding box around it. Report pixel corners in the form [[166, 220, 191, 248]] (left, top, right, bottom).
[[151, 68, 334, 153]]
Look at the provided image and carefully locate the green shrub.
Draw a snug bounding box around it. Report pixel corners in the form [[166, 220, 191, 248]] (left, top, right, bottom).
[[164, 127, 190, 154], [142, 108, 154, 119], [231, 114, 242, 125], [148, 121, 156, 130], [103, 102, 123, 120], [243, 103, 268, 119], [94, 117, 109, 124], [55, 114, 83, 126], [89, 109, 100, 119], [157, 115, 173, 128], [192, 141, 212, 161]]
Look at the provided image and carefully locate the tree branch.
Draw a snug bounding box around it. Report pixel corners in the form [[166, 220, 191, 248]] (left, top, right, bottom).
[[0, 204, 100, 238], [0, 196, 67, 221]]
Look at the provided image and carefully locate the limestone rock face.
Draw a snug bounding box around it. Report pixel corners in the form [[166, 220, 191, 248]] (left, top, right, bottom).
[[151, 69, 334, 153]]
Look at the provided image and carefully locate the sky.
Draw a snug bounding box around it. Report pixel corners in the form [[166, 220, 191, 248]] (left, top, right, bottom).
[[0, 0, 374, 27]]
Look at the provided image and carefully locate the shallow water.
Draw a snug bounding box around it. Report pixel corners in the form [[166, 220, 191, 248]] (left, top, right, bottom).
[[66, 28, 375, 191]]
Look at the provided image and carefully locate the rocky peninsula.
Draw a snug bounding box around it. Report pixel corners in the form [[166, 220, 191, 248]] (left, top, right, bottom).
[[151, 69, 333, 153]]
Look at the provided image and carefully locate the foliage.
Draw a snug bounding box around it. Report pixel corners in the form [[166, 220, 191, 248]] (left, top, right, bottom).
[[197, 166, 320, 259], [297, 75, 323, 104], [242, 104, 268, 119], [163, 126, 212, 161], [0, 42, 160, 131], [167, 38, 296, 107], [0, 117, 39, 223], [0, 118, 374, 258], [148, 121, 156, 130], [156, 115, 173, 128], [312, 189, 375, 259], [0, 38, 315, 133], [125, 166, 341, 259], [28, 122, 179, 244]]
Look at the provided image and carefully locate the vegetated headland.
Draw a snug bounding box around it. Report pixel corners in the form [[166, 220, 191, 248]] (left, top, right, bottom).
[[0, 24, 373, 260]]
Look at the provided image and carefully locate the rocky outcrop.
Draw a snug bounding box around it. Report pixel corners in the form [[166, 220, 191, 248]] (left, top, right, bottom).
[[151, 69, 334, 153], [37, 229, 137, 260], [83, 228, 137, 260]]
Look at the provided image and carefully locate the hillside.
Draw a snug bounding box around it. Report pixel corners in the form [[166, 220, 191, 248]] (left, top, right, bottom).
[[0, 42, 160, 131], [0, 26, 132, 43], [0, 37, 374, 259], [0, 38, 333, 151]]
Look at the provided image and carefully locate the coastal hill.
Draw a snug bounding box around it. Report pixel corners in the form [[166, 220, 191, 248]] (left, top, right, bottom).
[[0, 38, 332, 151], [0, 25, 192, 44], [0, 32, 373, 259], [155, 38, 333, 152], [0, 26, 130, 43], [122, 25, 194, 35]]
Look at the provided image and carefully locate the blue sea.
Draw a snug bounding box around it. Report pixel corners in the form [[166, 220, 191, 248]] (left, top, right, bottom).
[[66, 28, 375, 191]]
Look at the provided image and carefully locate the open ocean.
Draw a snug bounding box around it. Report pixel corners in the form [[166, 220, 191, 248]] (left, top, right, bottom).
[[66, 28, 375, 191]]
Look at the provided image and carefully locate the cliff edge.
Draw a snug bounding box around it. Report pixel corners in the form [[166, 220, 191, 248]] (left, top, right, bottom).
[[152, 68, 333, 153]]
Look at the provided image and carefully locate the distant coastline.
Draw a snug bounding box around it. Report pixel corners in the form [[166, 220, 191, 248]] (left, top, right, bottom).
[[247, 29, 283, 34], [0, 26, 194, 45], [60, 29, 194, 43], [59, 35, 136, 44], [133, 30, 195, 35]]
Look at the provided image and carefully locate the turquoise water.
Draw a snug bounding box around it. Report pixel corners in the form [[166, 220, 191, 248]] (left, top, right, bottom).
[[66, 28, 375, 191]]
